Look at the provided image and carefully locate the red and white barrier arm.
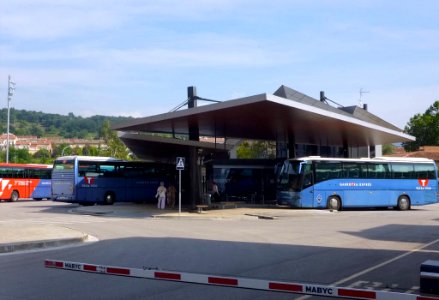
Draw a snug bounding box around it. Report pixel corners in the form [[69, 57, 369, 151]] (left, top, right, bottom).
[[45, 259, 439, 300]]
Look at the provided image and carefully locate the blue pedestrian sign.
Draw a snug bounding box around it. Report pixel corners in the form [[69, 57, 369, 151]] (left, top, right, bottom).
[[176, 157, 185, 170]]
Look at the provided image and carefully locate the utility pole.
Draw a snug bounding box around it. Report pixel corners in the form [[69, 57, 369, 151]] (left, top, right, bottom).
[[6, 75, 16, 163]]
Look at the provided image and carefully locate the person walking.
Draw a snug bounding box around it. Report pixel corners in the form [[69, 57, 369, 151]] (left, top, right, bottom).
[[156, 181, 167, 209]]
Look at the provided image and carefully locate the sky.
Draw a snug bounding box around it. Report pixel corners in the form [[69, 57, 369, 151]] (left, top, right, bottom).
[[1, 0, 438, 129]]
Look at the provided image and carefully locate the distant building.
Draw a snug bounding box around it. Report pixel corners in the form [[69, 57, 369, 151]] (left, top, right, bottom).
[[15, 137, 52, 154], [0, 134, 106, 155], [0, 133, 18, 149], [47, 137, 106, 149]]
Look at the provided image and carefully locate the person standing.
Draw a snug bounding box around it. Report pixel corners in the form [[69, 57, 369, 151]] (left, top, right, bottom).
[[211, 181, 220, 202], [156, 181, 167, 209], [167, 183, 176, 209]]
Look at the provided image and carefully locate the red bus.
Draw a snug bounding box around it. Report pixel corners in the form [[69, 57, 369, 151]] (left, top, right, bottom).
[[0, 163, 52, 202]]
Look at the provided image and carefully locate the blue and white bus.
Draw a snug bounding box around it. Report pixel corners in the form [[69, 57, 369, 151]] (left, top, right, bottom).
[[276, 156, 439, 210], [51, 156, 174, 205]]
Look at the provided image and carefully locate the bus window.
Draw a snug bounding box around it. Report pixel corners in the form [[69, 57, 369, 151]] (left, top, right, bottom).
[[342, 163, 360, 178], [302, 164, 313, 188], [315, 162, 342, 183], [27, 168, 52, 179], [0, 167, 11, 178], [78, 162, 99, 177], [123, 166, 148, 178], [359, 164, 368, 178], [277, 160, 302, 191], [99, 164, 118, 177], [414, 163, 436, 179], [391, 163, 415, 179], [53, 159, 74, 171], [0, 167, 23, 178], [367, 163, 390, 179]]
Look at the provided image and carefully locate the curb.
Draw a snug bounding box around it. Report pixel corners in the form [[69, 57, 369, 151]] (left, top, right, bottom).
[[0, 235, 89, 254], [244, 213, 277, 220], [151, 213, 261, 220]]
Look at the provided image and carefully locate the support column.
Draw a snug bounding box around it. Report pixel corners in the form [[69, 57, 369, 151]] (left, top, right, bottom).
[[188, 147, 200, 207], [287, 132, 296, 159], [342, 142, 349, 158], [187, 86, 200, 207], [276, 130, 296, 159]]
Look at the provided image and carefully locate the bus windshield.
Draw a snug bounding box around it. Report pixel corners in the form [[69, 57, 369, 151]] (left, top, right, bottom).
[[53, 159, 75, 171], [277, 160, 304, 192]]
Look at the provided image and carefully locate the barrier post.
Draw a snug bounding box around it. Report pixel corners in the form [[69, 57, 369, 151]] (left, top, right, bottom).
[[420, 260, 439, 295]]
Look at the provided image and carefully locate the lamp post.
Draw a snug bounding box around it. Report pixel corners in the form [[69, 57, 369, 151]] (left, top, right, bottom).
[[6, 75, 15, 163], [61, 145, 71, 156]]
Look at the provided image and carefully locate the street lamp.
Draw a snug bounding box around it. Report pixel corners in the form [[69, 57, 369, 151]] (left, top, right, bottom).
[[6, 75, 16, 163], [61, 145, 71, 156]]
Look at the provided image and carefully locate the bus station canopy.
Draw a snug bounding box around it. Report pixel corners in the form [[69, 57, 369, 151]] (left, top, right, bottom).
[[113, 85, 414, 158], [117, 133, 231, 161]]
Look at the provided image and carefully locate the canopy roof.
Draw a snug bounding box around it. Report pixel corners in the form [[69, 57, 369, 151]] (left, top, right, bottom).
[[114, 85, 414, 148], [119, 133, 230, 161]]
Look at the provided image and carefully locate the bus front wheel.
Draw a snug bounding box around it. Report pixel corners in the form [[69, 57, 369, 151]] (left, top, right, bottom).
[[396, 196, 410, 211], [104, 192, 115, 205], [327, 196, 341, 211], [10, 190, 19, 202]]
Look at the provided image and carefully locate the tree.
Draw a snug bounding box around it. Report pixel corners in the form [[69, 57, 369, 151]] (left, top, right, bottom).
[[101, 120, 131, 159], [52, 143, 72, 157], [382, 144, 395, 155], [33, 149, 52, 164], [236, 140, 275, 159], [5, 148, 32, 163], [403, 101, 439, 151], [0, 108, 132, 139]]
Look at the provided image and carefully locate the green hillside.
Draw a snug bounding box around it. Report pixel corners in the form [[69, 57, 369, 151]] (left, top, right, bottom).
[[0, 108, 133, 139]]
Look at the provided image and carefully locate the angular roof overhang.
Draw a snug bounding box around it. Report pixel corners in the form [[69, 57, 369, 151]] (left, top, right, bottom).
[[114, 93, 414, 147], [119, 133, 230, 162]]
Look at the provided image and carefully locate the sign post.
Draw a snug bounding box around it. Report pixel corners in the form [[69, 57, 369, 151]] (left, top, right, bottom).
[[176, 157, 185, 215]]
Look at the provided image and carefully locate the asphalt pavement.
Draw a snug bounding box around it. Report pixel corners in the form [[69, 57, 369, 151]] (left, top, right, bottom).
[[0, 202, 330, 254]]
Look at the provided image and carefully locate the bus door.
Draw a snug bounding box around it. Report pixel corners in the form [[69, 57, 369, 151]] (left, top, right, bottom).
[[24, 169, 34, 199], [15, 168, 29, 199], [27, 168, 48, 200], [300, 163, 315, 207]]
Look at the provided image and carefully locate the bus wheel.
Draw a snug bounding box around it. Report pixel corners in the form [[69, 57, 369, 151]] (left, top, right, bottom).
[[327, 196, 341, 211], [10, 190, 19, 202], [104, 192, 115, 205], [396, 196, 410, 211]]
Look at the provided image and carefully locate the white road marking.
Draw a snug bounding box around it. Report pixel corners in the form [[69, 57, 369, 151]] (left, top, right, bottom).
[[295, 238, 439, 300]]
